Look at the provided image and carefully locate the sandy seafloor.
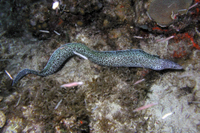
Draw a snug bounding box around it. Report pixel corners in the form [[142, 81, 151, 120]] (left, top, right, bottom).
[[0, 0, 200, 132]]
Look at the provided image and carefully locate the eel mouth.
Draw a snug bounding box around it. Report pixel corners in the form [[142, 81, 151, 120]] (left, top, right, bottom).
[[163, 60, 183, 70]]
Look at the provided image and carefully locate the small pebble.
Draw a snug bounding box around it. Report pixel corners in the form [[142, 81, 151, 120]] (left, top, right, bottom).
[[0, 111, 6, 128], [0, 96, 3, 102]]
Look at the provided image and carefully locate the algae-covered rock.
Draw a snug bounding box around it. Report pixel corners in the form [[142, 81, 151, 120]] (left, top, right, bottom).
[[145, 49, 200, 132], [147, 0, 193, 27], [3, 117, 23, 132]]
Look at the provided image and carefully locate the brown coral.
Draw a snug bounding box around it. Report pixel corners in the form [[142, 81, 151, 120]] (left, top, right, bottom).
[[147, 0, 193, 27]]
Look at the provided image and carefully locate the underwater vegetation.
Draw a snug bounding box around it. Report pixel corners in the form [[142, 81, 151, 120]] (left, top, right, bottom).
[[0, 0, 200, 132], [0, 0, 25, 37]]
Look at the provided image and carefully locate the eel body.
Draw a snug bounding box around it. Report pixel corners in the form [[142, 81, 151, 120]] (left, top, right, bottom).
[[12, 43, 182, 86]]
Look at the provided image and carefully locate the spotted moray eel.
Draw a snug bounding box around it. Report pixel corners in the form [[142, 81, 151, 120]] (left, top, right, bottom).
[[12, 43, 183, 86]]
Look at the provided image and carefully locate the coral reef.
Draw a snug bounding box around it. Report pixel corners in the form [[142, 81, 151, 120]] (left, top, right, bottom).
[[145, 50, 200, 132]]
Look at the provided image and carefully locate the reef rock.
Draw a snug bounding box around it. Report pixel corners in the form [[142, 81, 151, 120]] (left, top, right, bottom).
[[147, 0, 193, 27]]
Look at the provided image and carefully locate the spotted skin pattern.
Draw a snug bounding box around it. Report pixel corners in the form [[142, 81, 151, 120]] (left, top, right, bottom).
[[12, 43, 183, 86]]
